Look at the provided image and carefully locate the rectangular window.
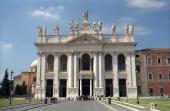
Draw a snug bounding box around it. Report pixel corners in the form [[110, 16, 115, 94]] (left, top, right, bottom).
[[149, 88, 153, 96], [168, 57, 170, 64], [157, 54, 161, 64], [136, 65, 141, 73], [147, 73, 152, 80], [160, 88, 164, 96], [168, 73, 170, 80], [158, 73, 163, 80], [147, 56, 151, 64]]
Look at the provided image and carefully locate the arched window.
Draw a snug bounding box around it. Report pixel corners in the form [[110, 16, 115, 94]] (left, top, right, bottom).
[[82, 53, 90, 70], [105, 54, 112, 71], [60, 54, 67, 72], [118, 54, 126, 71], [46, 54, 54, 72]]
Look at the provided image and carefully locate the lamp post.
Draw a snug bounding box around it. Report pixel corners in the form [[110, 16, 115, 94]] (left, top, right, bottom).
[[40, 80, 42, 102], [10, 70, 14, 105], [136, 70, 139, 104], [36, 83, 39, 101], [126, 82, 129, 102], [110, 83, 112, 97]]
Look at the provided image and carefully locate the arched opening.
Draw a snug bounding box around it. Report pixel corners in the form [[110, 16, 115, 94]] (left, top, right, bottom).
[[60, 54, 67, 72], [118, 54, 126, 71], [82, 53, 90, 70], [136, 65, 141, 73], [46, 54, 54, 72], [105, 54, 112, 71]]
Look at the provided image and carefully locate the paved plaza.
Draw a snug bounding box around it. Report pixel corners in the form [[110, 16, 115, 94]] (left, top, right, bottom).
[[0, 100, 155, 111]]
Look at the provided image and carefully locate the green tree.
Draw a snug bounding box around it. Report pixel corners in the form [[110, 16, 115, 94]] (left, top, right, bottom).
[[21, 82, 27, 95], [15, 84, 20, 95], [2, 69, 10, 96]]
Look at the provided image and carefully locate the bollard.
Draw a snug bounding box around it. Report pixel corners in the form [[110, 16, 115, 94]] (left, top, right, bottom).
[[44, 98, 47, 104], [108, 97, 111, 104]]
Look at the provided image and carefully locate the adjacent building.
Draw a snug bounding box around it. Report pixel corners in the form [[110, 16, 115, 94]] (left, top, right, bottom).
[[34, 11, 137, 99], [136, 48, 170, 97], [13, 60, 37, 95]]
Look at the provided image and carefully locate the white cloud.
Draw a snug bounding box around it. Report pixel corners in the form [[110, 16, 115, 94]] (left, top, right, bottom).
[[135, 26, 153, 36], [119, 16, 135, 24], [115, 16, 153, 36], [32, 6, 64, 20], [0, 41, 13, 50], [127, 0, 167, 10]]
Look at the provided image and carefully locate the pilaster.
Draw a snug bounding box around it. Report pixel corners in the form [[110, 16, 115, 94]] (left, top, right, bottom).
[[53, 53, 59, 97], [113, 53, 119, 97], [98, 52, 104, 95]]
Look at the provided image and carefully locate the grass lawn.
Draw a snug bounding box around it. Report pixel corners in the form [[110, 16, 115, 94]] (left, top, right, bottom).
[[127, 98, 170, 111], [0, 98, 41, 107]]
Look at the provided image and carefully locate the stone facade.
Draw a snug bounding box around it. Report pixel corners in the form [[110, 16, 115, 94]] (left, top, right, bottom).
[[34, 11, 137, 99]]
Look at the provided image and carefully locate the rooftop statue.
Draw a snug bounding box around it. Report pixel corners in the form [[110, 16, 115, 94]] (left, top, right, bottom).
[[129, 25, 134, 35], [37, 26, 46, 37], [92, 21, 97, 30], [98, 21, 103, 31], [83, 10, 88, 22], [111, 24, 116, 35], [54, 25, 59, 35]]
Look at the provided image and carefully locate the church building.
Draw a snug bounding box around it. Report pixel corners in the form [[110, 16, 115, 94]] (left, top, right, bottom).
[[35, 11, 137, 99]]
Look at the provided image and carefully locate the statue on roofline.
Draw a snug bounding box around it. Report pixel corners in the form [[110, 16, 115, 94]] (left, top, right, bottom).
[[83, 10, 88, 22], [125, 25, 129, 35], [54, 25, 59, 35], [98, 21, 103, 31], [69, 21, 74, 30], [111, 24, 116, 34], [129, 25, 134, 35], [37, 26, 46, 37], [92, 21, 97, 30]]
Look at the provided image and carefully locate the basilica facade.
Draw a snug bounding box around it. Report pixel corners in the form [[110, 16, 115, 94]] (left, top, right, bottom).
[[35, 11, 137, 99]]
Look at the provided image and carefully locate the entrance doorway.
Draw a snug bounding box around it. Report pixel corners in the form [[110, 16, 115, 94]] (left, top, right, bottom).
[[105, 79, 113, 97], [119, 79, 127, 97], [59, 79, 67, 97], [46, 79, 53, 97], [79, 79, 91, 96]]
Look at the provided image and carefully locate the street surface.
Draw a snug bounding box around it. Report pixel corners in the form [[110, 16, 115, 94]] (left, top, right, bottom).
[[0, 100, 154, 111], [31, 100, 112, 111]]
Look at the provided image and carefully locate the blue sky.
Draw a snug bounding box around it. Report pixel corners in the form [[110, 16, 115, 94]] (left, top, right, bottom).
[[0, 0, 170, 80]]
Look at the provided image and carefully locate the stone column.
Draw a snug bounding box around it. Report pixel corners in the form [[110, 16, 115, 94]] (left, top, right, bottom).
[[73, 52, 78, 97], [126, 53, 132, 86], [113, 53, 119, 97], [54, 53, 59, 97], [80, 78, 82, 96], [90, 78, 92, 96], [68, 52, 73, 88], [98, 52, 104, 95], [99, 52, 103, 88], [35, 52, 41, 98], [41, 52, 46, 98], [93, 52, 98, 88], [74, 52, 78, 88], [131, 52, 137, 97]]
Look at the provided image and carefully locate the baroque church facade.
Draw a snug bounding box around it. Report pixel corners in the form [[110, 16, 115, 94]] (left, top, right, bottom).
[[35, 11, 137, 98]]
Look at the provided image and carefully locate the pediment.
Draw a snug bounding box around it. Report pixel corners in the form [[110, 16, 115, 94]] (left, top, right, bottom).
[[66, 34, 102, 43]]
